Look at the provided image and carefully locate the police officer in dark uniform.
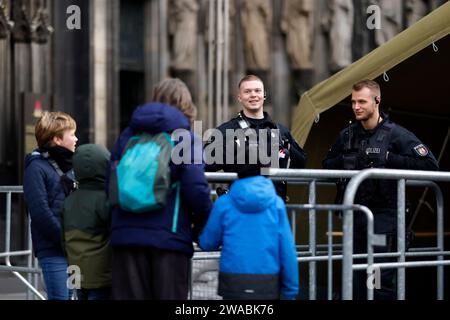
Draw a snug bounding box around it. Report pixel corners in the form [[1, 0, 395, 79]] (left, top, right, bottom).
[[205, 74, 306, 201], [323, 79, 439, 300]]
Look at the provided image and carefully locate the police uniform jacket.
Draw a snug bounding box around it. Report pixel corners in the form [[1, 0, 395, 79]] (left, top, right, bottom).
[[205, 111, 307, 199], [323, 113, 439, 233]]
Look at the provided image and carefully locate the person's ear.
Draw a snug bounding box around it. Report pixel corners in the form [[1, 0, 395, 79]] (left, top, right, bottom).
[[52, 135, 62, 146], [374, 96, 380, 105]]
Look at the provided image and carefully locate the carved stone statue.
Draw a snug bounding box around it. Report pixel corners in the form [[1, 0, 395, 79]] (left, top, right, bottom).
[[12, 0, 32, 43], [405, 0, 429, 27], [323, 0, 354, 72], [31, 3, 53, 44], [169, 0, 199, 71], [281, 0, 314, 70], [240, 0, 272, 71], [374, 0, 403, 46], [0, 2, 14, 39]]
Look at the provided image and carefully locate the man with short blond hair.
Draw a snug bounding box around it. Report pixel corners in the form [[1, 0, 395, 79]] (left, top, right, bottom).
[[323, 79, 439, 300], [205, 74, 306, 201]]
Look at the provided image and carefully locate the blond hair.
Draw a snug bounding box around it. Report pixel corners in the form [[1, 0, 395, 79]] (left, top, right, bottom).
[[152, 78, 197, 124], [352, 79, 381, 97], [35, 111, 77, 148], [238, 74, 264, 89]]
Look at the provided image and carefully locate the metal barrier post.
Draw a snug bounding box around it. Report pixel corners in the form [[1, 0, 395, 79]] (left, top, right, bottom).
[[327, 210, 333, 300], [434, 184, 445, 300], [357, 205, 375, 301], [397, 179, 406, 300], [291, 210, 296, 239], [308, 181, 317, 300], [5, 191, 11, 257], [342, 168, 450, 300], [1, 187, 45, 300], [27, 220, 32, 300], [342, 208, 354, 299]]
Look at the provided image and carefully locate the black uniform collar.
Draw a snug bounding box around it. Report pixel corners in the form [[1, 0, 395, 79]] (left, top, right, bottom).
[[357, 111, 389, 135], [238, 111, 277, 129]]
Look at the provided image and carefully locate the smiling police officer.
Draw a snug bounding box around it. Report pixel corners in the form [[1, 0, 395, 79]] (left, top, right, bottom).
[[323, 79, 439, 300], [205, 74, 306, 201]]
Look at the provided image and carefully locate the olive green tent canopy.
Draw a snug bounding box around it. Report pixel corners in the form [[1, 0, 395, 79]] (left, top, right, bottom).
[[292, 1, 450, 147]]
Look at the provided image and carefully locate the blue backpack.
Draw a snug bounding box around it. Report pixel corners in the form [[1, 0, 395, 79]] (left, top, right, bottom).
[[109, 132, 181, 232]]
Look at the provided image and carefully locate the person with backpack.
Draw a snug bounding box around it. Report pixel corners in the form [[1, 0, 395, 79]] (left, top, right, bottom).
[[23, 111, 78, 300], [199, 163, 299, 300], [109, 78, 212, 300], [61, 144, 112, 300]]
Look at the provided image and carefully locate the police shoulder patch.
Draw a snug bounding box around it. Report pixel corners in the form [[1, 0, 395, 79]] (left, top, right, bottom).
[[413, 144, 429, 157]]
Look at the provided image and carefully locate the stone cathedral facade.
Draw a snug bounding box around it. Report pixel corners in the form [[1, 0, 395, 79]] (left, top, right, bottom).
[[0, 0, 445, 186]]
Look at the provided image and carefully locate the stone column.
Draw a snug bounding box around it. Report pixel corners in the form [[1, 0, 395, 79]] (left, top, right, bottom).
[[0, 0, 13, 170], [105, 0, 120, 149], [144, 0, 169, 103], [53, 0, 91, 144], [12, 0, 33, 177], [271, 0, 291, 126], [91, 0, 108, 146]]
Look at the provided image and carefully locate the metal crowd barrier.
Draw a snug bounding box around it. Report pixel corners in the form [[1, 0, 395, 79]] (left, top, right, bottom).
[[340, 168, 450, 300], [1, 168, 449, 300], [205, 169, 449, 300], [0, 186, 44, 300]]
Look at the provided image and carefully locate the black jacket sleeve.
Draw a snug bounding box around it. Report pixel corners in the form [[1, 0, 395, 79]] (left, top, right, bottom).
[[204, 131, 224, 172], [322, 133, 345, 169], [279, 125, 307, 168], [386, 127, 439, 171], [204, 124, 228, 172]]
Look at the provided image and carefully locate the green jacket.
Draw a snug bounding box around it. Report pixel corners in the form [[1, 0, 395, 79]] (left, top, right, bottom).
[[62, 144, 112, 289]]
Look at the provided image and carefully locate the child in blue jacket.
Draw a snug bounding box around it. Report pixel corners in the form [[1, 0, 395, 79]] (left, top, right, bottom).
[[199, 164, 299, 300], [23, 111, 78, 300]]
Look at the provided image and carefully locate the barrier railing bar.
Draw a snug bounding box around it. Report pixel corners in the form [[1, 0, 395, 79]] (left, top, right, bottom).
[[0, 250, 32, 258], [327, 210, 333, 300], [398, 179, 406, 300], [297, 250, 450, 262], [342, 168, 450, 300], [3, 191, 45, 300], [308, 180, 317, 300], [353, 260, 450, 270]]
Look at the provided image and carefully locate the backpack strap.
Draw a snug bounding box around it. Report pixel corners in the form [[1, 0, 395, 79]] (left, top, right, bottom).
[[42, 151, 78, 194], [161, 132, 179, 233], [42, 151, 65, 177], [171, 181, 181, 233]]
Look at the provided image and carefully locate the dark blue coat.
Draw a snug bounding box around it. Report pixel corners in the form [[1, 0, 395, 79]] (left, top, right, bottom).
[[108, 102, 212, 256], [23, 151, 66, 259]]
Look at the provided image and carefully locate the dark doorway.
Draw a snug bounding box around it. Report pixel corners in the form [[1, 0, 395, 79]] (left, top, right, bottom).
[[119, 71, 145, 131], [119, 0, 145, 130]]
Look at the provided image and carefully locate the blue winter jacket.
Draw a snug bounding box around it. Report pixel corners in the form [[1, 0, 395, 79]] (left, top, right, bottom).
[[23, 151, 66, 259], [199, 176, 299, 300], [108, 102, 212, 256]]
